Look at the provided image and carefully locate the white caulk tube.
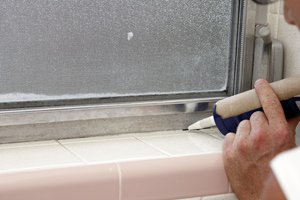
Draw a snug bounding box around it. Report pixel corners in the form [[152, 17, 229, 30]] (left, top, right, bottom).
[[188, 74, 300, 135]]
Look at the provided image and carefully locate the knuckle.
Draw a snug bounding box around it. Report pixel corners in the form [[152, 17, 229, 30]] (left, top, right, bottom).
[[253, 129, 267, 145], [252, 127, 267, 142], [252, 131, 267, 149]]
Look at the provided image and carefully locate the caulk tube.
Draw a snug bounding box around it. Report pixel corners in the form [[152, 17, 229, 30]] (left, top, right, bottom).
[[213, 74, 300, 135], [188, 74, 300, 134], [214, 96, 300, 135]]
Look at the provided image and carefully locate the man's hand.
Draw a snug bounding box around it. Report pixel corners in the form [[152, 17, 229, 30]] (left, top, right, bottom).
[[222, 79, 300, 200]]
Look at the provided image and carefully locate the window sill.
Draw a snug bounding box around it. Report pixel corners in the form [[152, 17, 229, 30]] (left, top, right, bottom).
[[0, 128, 238, 200], [0, 128, 224, 172]]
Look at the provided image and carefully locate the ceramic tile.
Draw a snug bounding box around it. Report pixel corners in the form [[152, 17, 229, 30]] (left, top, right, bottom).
[[197, 128, 225, 140], [277, 16, 300, 77], [59, 133, 134, 144], [267, 13, 279, 39], [0, 140, 58, 149], [0, 163, 119, 200], [61, 137, 167, 163], [269, 1, 280, 14], [119, 153, 229, 200], [0, 143, 84, 172], [137, 132, 223, 156], [133, 130, 187, 138], [202, 194, 238, 200], [179, 197, 202, 200], [279, 0, 284, 15]]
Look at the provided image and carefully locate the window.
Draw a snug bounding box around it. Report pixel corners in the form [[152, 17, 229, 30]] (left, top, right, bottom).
[[0, 0, 248, 143]]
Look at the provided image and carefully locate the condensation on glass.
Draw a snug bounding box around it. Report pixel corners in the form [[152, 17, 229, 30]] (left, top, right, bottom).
[[0, 0, 236, 104]]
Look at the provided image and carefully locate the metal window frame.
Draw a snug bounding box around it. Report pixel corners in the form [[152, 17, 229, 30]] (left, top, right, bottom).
[[0, 0, 257, 144]]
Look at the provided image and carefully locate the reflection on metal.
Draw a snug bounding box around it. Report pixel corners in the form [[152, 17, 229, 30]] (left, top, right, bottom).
[[0, 98, 220, 127], [235, 0, 255, 93], [252, 24, 283, 85]]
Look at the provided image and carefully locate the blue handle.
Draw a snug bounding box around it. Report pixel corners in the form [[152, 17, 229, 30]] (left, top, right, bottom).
[[213, 96, 300, 135]]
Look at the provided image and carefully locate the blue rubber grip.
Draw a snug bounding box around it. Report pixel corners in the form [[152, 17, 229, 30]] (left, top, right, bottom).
[[213, 96, 300, 135]]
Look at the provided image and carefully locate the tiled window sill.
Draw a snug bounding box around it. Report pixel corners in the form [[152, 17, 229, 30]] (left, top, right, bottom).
[[0, 128, 224, 172], [0, 128, 237, 200]]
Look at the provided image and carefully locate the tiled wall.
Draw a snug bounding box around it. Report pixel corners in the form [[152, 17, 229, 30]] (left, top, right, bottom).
[[267, 0, 300, 137]]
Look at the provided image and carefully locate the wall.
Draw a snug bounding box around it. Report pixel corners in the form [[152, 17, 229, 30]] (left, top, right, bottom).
[[267, 0, 300, 139]]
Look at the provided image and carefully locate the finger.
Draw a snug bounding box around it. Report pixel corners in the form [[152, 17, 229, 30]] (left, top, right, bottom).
[[236, 120, 251, 136], [249, 111, 268, 130], [234, 120, 251, 154], [222, 132, 235, 152], [254, 79, 286, 125]]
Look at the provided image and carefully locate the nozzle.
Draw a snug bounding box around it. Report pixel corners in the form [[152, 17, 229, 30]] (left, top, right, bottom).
[[188, 116, 216, 130]]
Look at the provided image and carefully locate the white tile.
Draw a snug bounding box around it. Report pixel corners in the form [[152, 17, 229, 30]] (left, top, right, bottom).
[[202, 193, 238, 200], [267, 13, 279, 39], [59, 133, 134, 144], [137, 132, 223, 156], [186, 133, 223, 152], [61, 137, 167, 163], [0, 140, 58, 149], [197, 128, 225, 141], [0, 143, 84, 172], [178, 197, 202, 200], [279, 0, 284, 15], [269, 1, 280, 14], [133, 130, 187, 138], [277, 16, 300, 77]]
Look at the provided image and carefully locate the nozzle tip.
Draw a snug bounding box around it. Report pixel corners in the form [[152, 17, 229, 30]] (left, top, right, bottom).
[[188, 122, 201, 130]]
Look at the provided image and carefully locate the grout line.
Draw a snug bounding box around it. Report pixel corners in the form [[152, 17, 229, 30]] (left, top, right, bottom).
[[116, 163, 122, 200], [56, 140, 89, 164], [132, 135, 172, 157], [58, 137, 135, 145], [132, 133, 188, 139], [0, 141, 60, 150], [206, 133, 225, 141]]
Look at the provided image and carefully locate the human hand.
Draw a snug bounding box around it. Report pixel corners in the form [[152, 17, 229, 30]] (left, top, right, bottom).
[[222, 79, 300, 200]]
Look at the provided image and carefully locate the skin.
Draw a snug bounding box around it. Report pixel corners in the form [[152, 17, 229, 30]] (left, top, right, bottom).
[[284, 0, 300, 29], [222, 1, 300, 199], [222, 79, 300, 199], [261, 172, 287, 200]]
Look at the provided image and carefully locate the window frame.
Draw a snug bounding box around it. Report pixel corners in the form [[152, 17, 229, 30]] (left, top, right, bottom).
[[0, 0, 256, 143]]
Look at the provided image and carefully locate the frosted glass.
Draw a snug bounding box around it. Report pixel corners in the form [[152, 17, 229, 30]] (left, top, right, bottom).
[[0, 0, 235, 103]]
